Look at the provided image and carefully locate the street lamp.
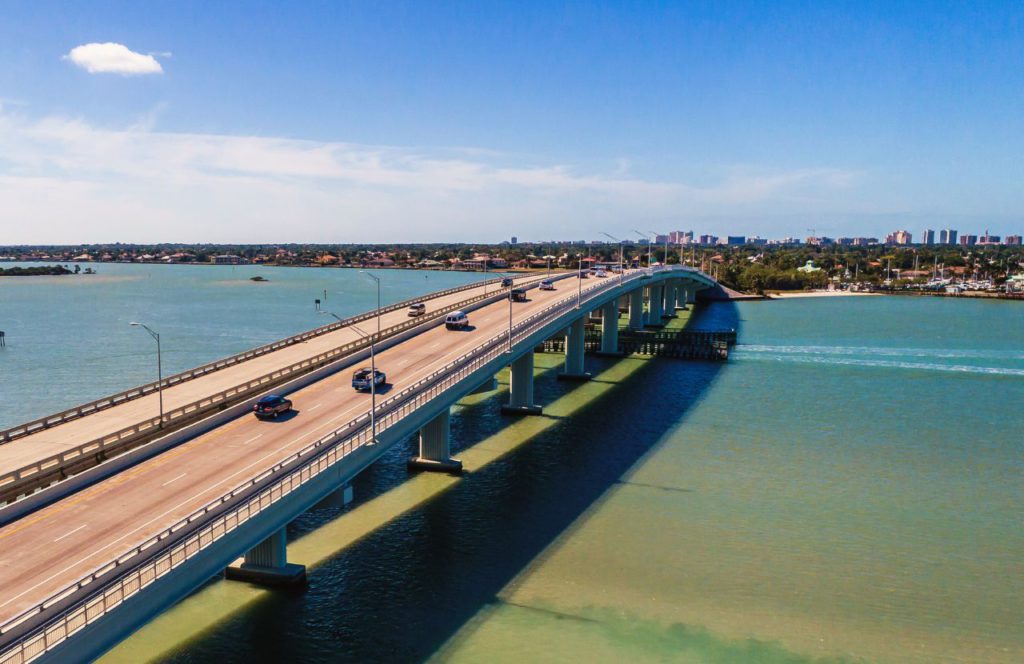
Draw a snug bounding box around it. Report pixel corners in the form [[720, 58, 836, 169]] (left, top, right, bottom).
[[129, 322, 163, 429], [359, 271, 382, 443], [507, 279, 514, 353], [601, 232, 625, 285]]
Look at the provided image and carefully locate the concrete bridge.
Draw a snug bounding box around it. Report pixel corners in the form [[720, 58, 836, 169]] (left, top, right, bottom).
[[0, 265, 716, 664]]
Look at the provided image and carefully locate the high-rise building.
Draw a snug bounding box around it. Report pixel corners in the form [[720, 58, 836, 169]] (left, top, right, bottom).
[[886, 230, 912, 245], [510, 236, 517, 245], [726, 236, 746, 245], [921, 229, 935, 245], [698, 234, 718, 245], [1006, 235, 1022, 246], [978, 231, 1001, 245], [939, 229, 958, 245], [959, 235, 977, 246]]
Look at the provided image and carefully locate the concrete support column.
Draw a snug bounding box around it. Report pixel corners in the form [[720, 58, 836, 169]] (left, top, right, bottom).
[[226, 528, 306, 586], [599, 300, 621, 355], [628, 288, 644, 330], [662, 282, 677, 317], [409, 407, 463, 473], [647, 285, 664, 326], [558, 316, 591, 381], [502, 352, 542, 415], [685, 283, 697, 304]]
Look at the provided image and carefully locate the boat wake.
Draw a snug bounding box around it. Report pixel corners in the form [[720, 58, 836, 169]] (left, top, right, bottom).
[[734, 344, 1024, 376]]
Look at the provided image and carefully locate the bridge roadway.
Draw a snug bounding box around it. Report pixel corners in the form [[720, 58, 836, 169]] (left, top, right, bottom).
[[0, 273, 544, 488], [0, 273, 613, 630]]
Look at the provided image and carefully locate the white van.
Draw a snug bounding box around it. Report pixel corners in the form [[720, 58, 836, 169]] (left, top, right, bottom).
[[445, 310, 469, 330], [407, 302, 426, 317]]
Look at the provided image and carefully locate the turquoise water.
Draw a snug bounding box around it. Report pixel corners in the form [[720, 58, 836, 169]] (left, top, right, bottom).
[[0, 262, 489, 429], [3, 267, 1020, 663]]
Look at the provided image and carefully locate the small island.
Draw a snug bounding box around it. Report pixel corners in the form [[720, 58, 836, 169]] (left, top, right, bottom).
[[0, 265, 74, 277]]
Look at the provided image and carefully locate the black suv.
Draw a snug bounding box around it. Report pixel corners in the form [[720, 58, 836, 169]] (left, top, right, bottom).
[[253, 394, 292, 419], [510, 287, 528, 302], [500, 277, 514, 287]]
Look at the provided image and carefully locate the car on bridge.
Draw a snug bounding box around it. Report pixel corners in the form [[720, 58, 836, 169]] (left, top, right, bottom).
[[500, 277, 514, 287], [253, 394, 292, 419], [351, 367, 386, 391], [539, 279, 555, 290], [445, 310, 469, 329], [595, 269, 608, 278], [510, 287, 528, 302], [407, 302, 426, 317]]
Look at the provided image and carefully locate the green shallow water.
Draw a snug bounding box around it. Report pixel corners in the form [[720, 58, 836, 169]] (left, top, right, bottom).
[[88, 294, 1022, 663]]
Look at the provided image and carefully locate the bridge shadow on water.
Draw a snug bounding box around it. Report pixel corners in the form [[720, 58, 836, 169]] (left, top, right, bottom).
[[162, 303, 739, 664]]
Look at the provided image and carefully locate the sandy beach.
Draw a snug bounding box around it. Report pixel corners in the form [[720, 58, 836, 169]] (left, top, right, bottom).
[[767, 290, 882, 299]]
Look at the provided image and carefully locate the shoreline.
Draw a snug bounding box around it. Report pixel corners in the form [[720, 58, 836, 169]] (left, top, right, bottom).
[[766, 291, 881, 299]]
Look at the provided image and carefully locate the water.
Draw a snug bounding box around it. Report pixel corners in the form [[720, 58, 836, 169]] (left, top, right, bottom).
[[0, 262, 489, 429], [3, 268, 1020, 663]]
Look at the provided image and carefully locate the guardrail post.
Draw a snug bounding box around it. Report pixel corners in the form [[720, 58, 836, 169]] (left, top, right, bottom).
[[501, 352, 542, 415], [408, 408, 463, 473], [558, 316, 591, 382], [225, 528, 306, 586]]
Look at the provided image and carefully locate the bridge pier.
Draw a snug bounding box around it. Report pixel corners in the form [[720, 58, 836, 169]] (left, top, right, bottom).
[[662, 282, 677, 318], [502, 352, 542, 415], [646, 285, 664, 326], [628, 288, 644, 330], [225, 528, 306, 587], [598, 300, 622, 355], [558, 316, 591, 381], [685, 283, 696, 305], [408, 407, 463, 473]]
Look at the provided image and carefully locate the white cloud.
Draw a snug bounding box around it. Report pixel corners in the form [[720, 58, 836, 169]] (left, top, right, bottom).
[[64, 43, 163, 75], [0, 110, 869, 243]]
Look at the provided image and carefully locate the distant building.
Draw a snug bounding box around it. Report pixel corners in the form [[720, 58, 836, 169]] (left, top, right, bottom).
[[921, 229, 935, 245], [1005, 235, 1022, 246], [510, 236, 517, 245], [697, 234, 718, 245], [959, 235, 978, 246], [851, 237, 878, 246], [654, 234, 669, 244], [940, 229, 958, 245], [806, 236, 834, 246], [978, 231, 1001, 245], [214, 254, 245, 265], [886, 230, 912, 245], [726, 236, 746, 245]]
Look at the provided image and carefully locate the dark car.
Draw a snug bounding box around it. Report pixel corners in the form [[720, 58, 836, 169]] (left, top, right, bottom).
[[510, 287, 528, 302], [352, 367, 386, 391], [500, 277, 514, 288], [253, 394, 292, 419]]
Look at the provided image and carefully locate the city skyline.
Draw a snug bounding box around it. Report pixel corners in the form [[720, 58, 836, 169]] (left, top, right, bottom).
[[1, 2, 1023, 243]]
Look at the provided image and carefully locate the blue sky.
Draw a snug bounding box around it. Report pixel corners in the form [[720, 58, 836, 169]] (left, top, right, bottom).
[[1, 1, 1021, 243]]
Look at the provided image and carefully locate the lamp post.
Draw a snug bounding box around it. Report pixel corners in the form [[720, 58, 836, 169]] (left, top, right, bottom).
[[129, 322, 163, 429], [507, 280, 514, 353], [359, 271, 382, 443], [601, 232, 625, 285], [577, 253, 583, 309]]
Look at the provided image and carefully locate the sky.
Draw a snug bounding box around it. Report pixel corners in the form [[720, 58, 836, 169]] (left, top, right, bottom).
[[0, 1, 1022, 244]]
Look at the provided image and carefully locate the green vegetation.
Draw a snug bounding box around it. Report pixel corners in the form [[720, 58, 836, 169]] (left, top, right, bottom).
[[0, 265, 73, 277]]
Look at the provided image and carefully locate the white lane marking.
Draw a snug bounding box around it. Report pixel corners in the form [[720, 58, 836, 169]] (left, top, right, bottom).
[[307, 403, 322, 412], [241, 433, 263, 446], [430, 342, 442, 348], [161, 473, 187, 487], [53, 524, 87, 543]]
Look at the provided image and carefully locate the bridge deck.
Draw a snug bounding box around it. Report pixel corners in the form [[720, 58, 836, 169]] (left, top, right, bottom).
[[0, 277, 592, 628], [0, 275, 541, 483]]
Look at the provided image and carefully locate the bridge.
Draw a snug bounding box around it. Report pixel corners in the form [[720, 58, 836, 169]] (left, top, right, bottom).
[[0, 265, 716, 664]]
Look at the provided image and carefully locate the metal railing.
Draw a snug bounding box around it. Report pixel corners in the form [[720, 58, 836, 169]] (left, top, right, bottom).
[[0, 273, 535, 446], [0, 267, 704, 664], [0, 274, 568, 502]]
